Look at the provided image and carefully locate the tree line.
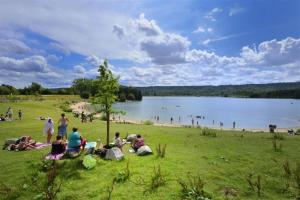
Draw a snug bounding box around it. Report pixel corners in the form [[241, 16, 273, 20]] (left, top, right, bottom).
[[0, 80, 142, 101], [136, 82, 300, 99]]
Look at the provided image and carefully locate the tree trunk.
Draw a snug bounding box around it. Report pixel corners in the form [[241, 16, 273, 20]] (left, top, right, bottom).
[[106, 111, 110, 146]]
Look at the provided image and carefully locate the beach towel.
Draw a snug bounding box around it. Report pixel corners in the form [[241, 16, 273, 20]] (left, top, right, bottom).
[[45, 153, 65, 160], [43, 119, 54, 135], [34, 143, 52, 149], [85, 142, 97, 149]]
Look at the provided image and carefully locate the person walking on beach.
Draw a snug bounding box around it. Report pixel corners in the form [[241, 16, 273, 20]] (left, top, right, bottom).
[[18, 109, 22, 120], [44, 118, 54, 143], [170, 117, 173, 124], [233, 121, 236, 129], [58, 113, 69, 140]]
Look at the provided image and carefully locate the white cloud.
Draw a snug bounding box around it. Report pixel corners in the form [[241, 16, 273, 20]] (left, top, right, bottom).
[[140, 33, 190, 65], [48, 42, 70, 55], [0, 55, 49, 72], [0, 39, 31, 55], [193, 26, 213, 34], [205, 7, 223, 21], [132, 13, 162, 36], [229, 7, 244, 16], [113, 24, 126, 39], [201, 32, 248, 45], [240, 37, 300, 66]]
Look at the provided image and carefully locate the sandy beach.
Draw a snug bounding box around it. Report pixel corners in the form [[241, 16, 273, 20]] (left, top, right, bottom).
[[70, 102, 299, 133]]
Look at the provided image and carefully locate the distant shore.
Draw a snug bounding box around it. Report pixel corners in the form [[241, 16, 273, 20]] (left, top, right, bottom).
[[70, 102, 299, 133]]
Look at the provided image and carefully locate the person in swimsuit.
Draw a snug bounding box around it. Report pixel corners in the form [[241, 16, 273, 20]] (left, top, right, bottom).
[[58, 113, 69, 140]]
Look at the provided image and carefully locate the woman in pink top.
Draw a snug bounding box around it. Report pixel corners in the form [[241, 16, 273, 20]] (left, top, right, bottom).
[[133, 134, 144, 152]]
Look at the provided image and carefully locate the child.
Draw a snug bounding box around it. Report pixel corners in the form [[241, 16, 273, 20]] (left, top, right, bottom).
[[51, 135, 66, 154]]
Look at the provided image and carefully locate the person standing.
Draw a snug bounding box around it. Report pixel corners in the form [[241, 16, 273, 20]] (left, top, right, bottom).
[[81, 111, 85, 123], [18, 110, 22, 120], [6, 107, 13, 121], [233, 121, 236, 129], [170, 117, 173, 124], [44, 118, 54, 144], [58, 113, 69, 140], [192, 118, 194, 127]]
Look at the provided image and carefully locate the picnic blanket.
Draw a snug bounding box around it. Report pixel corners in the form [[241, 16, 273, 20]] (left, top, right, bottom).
[[45, 153, 65, 160], [34, 143, 51, 149]]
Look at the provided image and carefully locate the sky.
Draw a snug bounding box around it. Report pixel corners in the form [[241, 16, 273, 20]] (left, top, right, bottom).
[[0, 0, 300, 88]]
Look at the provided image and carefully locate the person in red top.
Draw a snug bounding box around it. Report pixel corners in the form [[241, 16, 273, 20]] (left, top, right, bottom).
[[132, 134, 145, 152]]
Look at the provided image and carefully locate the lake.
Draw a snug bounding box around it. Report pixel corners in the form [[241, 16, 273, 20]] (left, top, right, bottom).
[[112, 96, 300, 129]]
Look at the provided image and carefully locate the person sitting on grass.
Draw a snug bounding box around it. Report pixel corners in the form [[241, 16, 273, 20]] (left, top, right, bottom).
[[132, 134, 145, 152], [113, 132, 125, 151], [68, 127, 86, 152], [10, 136, 36, 151], [51, 135, 66, 154], [0, 114, 5, 121]]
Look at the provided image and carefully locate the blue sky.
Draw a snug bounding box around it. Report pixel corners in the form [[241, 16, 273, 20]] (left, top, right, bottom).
[[0, 0, 299, 88]]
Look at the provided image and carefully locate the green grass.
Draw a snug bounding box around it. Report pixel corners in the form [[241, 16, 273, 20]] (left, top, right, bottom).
[[1, 99, 300, 199]]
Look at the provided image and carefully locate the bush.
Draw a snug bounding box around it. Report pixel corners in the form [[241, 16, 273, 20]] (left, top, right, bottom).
[[144, 165, 166, 194], [272, 132, 285, 140], [246, 173, 262, 197], [156, 144, 167, 158], [201, 128, 217, 137], [272, 139, 282, 152], [113, 162, 130, 183], [59, 101, 72, 112], [143, 120, 154, 125], [80, 92, 90, 99], [178, 174, 211, 200]]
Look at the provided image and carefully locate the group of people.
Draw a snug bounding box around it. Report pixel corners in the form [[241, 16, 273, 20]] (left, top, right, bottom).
[[113, 132, 145, 152], [0, 107, 22, 121], [43, 113, 86, 155], [5, 136, 37, 151]]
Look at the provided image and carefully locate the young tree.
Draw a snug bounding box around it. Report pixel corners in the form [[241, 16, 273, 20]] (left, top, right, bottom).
[[92, 59, 119, 146]]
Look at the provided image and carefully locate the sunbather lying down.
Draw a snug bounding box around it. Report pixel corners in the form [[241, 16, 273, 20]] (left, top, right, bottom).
[[7, 136, 36, 151]]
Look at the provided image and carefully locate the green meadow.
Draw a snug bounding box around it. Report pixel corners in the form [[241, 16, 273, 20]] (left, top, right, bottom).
[[0, 97, 300, 200]]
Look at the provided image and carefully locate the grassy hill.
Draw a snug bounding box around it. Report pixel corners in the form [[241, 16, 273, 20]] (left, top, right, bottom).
[[0, 97, 300, 199]]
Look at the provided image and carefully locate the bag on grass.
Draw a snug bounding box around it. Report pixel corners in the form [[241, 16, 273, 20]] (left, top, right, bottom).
[[137, 145, 152, 156], [83, 155, 97, 169], [105, 147, 124, 161]]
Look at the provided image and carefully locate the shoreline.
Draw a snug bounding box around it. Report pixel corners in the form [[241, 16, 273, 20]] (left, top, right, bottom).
[[70, 102, 299, 133]]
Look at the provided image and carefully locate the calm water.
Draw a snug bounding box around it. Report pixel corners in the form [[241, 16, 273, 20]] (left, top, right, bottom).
[[112, 96, 300, 129]]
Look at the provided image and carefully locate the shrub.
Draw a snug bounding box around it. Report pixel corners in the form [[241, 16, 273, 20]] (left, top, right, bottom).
[[26, 160, 62, 200], [156, 144, 167, 158], [272, 132, 285, 140], [294, 162, 300, 198], [143, 120, 154, 125], [0, 182, 20, 199], [201, 128, 217, 137], [272, 139, 282, 152], [113, 162, 130, 183], [59, 101, 72, 112], [246, 173, 262, 197], [178, 174, 211, 200], [80, 92, 90, 99], [144, 165, 166, 194]]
